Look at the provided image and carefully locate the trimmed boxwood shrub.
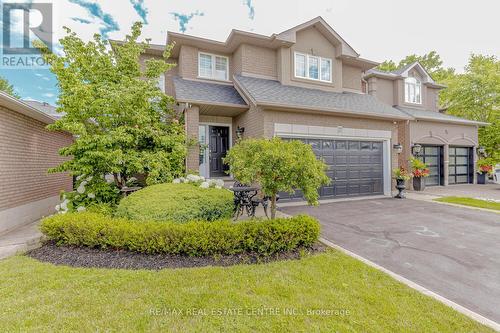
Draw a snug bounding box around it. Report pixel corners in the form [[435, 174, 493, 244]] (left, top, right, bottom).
[[40, 213, 320, 256], [115, 183, 234, 223]]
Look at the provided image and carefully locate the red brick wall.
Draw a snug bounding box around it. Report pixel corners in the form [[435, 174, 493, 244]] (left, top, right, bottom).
[[0, 106, 73, 211]]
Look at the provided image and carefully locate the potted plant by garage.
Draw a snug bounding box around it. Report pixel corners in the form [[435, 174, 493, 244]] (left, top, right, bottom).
[[410, 157, 430, 191], [393, 167, 411, 199], [477, 158, 493, 184]]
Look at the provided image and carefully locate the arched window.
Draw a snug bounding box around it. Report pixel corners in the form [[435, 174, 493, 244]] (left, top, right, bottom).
[[405, 76, 422, 104]]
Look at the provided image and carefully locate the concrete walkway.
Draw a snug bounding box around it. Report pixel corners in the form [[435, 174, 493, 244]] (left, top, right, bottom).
[[0, 221, 43, 260], [412, 184, 500, 201]]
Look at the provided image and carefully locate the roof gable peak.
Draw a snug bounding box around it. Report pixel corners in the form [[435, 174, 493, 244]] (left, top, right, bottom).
[[275, 16, 359, 57], [396, 61, 435, 83]]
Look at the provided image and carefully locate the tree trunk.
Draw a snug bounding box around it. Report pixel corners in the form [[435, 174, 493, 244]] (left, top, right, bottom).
[[270, 194, 277, 219]]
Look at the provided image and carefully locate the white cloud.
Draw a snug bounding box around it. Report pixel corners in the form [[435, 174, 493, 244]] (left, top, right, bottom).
[[43, 92, 55, 97]]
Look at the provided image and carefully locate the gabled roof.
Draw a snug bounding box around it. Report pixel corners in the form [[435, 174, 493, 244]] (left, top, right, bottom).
[[173, 77, 247, 108], [396, 106, 488, 126], [274, 16, 359, 58], [364, 61, 446, 88], [166, 17, 376, 68], [234, 75, 412, 120]]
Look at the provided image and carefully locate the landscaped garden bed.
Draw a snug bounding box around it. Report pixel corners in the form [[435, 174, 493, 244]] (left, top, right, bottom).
[[27, 242, 325, 270]]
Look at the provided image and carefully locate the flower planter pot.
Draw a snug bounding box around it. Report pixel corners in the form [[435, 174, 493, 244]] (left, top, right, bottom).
[[477, 173, 486, 185], [395, 179, 406, 199], [413, 177, 425, 191]]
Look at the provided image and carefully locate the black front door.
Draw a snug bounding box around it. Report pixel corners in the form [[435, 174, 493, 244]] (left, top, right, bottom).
[[209, 126, 229, 177]]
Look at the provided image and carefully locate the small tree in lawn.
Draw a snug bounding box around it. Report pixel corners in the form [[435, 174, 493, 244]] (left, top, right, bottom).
[[35, 22, 187, 212], [224, 137, 330, 218]]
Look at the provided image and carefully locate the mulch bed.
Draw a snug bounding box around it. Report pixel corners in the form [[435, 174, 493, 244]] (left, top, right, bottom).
[[27, 242, 326, 270]]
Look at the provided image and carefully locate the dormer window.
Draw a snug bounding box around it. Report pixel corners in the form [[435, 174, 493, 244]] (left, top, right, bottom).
[[198, 52, 229, 81], [404, 76, 422, 104], [294, 52, 332, 83]]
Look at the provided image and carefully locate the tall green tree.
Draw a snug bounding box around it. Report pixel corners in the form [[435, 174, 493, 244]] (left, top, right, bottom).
[[35, 22, 187, 208], [0, 75, 19, 98], [378, 51, 455, 82], [441, 54, 500, 161]]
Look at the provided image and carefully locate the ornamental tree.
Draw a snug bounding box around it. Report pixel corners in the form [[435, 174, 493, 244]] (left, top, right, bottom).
[[35, 22, 187, 208], [224, 137, 330, 219]]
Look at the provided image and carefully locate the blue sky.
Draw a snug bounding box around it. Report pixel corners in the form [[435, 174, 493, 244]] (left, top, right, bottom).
[[0, 0, 499, 106]]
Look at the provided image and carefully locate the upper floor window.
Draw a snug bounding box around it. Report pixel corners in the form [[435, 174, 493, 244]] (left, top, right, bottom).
[[294, 52, 332, 83], [198, 52, 228, 81], [404, 76, 422, 104]]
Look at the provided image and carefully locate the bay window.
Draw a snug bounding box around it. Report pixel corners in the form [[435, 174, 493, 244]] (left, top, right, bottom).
[[404, 76, 422, 104], [198, 52, 229, 81], [294, 52, 332, 82]]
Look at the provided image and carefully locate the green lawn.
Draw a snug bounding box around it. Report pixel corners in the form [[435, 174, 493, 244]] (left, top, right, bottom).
[[0, 250, 492, 332], [434, 196, 500, 211]]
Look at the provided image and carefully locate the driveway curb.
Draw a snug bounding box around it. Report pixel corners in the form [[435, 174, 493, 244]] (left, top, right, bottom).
[[319, 237, 500, 332]]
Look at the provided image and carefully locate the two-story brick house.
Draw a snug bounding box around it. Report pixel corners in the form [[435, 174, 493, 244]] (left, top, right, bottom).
[[143, 16, 485, 199]]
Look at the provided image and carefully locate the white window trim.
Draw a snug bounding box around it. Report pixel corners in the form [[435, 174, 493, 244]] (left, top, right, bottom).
[[294, 51, 332, 83], [404, 77, 422, 105], [198, 52, 229, 81]]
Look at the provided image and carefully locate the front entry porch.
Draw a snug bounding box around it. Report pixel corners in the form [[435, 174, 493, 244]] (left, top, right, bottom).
[[198, 124, 232, 178]]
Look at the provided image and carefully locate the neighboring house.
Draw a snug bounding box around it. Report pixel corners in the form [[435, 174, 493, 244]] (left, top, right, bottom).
[[22, 99, 64, 119], [141, 16, 485, 199], [364, 64, 486, 186], [0, 93, 72, 234]]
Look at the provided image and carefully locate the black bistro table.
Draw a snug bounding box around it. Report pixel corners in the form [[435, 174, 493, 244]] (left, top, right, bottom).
[[230, 183, 270, 220]]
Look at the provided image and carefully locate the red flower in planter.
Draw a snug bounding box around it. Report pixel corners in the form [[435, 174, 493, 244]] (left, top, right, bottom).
[[479, 165, 493, 174], [412, 168, 430, 178]]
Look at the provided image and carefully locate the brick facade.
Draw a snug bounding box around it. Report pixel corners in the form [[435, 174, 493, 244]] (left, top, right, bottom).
[[184, 106, 200, 172], [0, 105, 73, 212]]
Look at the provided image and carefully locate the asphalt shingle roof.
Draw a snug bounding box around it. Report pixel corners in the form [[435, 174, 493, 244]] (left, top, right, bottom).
[[234, 75, 411, 120], [396, 106, 487, 126], [173, 77, 247, 106], [22, 100, 62, 118]]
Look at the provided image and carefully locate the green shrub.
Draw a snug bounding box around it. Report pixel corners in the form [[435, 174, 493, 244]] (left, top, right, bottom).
[[224, 137, 330, 218], [40, 213, 320, 256], [115, 183, 234, 223]]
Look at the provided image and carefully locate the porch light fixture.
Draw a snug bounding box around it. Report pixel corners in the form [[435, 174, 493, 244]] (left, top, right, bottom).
[[235, 126, 245, 140], [393, 143, 403, 154], [412, 144, 422, 156]]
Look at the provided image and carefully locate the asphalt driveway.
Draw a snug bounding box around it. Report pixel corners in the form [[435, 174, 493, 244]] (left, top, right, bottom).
[[281, 198, 500, 323]]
